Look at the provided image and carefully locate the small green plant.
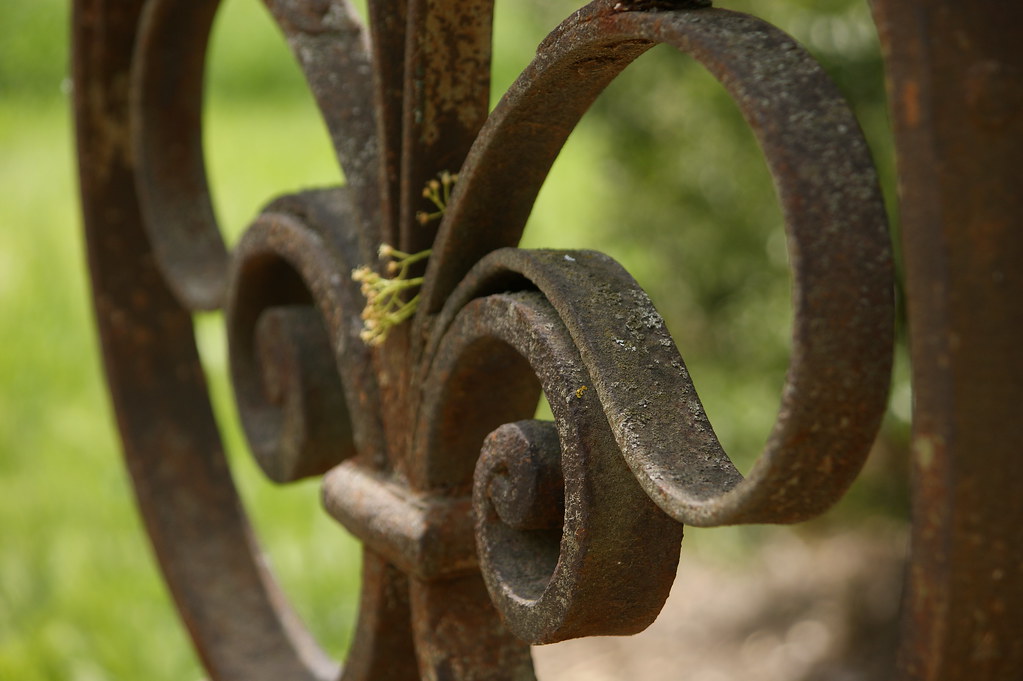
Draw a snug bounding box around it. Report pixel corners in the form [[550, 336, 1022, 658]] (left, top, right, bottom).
[[353, 171, 456, 346], [352, 245, 431, 346], [415, 170, 458, 225]]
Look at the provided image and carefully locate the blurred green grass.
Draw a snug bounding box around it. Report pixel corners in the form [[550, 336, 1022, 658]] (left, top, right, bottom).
[[0, 92, 362, 681], [1, 0, 908, 678]]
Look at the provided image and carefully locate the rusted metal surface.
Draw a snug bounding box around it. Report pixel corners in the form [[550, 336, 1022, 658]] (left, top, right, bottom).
[[73, 3, 339, 677], [70, 0, 1023, 678], [871, 2, 1023, 679]]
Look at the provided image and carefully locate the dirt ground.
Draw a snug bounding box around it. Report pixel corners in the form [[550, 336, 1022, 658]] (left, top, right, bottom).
[[531, 521, 907, 681]]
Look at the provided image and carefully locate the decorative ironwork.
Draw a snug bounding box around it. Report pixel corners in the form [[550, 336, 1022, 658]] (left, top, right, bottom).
[[72, 0, 1022, 679]]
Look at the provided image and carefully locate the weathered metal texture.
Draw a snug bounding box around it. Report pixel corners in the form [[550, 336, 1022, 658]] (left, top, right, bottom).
[[226, 189, 371, 483], [871, 2, 1023, 680], [399, 0, 494, 256], [73, 3, 341, 678], [73, 0, 901, 679], [416, 289, 684, 643]]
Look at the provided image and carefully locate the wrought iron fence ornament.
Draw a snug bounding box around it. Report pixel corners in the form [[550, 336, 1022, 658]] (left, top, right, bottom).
[[75, 0, 914, 678]]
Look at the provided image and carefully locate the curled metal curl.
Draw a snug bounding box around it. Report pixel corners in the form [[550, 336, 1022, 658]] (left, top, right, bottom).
[[131, 0, 226, 310], [419, 2, 894, 527], [227, 188, 384, 482], [430, 246, 891, 529], [416, 290, 683, 644], [477, 420, 565, 533], [131, 0, 379, 312]]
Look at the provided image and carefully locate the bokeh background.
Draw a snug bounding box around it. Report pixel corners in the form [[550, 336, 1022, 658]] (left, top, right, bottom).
[[1, 0, 911, 678]]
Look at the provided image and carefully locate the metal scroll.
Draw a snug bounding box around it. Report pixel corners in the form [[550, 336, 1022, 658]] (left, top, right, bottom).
[[72, 0, 911, 679]]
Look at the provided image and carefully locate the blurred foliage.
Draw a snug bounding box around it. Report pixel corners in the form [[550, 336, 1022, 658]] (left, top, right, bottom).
[[1, 0, 908, 678], [0, 2, 69, 101]]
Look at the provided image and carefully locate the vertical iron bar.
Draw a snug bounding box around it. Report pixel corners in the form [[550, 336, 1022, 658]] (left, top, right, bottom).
[[367, 0, 408, 248], [873, 2, 1023, 679], [74, 2, 336, 678], [399, 0, 494, 256]]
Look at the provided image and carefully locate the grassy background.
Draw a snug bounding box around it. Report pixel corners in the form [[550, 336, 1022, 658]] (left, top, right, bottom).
[[0, 0, 908, 679]]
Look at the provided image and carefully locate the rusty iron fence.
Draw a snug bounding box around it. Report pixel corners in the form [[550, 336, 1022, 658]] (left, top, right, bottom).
[[72, 0, 1021, 679]]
